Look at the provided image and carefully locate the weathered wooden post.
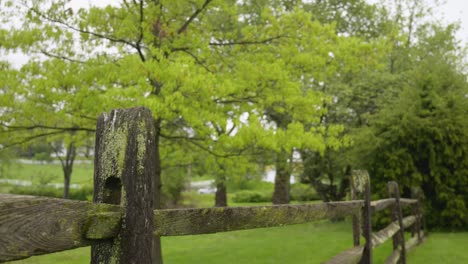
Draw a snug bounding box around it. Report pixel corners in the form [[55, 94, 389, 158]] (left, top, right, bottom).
[[351, 170, 372, 264], [350, 173, 361, 247], [92, 107, 156, 264], [388, 181, 406, 264], [411, 187, 423, 243]]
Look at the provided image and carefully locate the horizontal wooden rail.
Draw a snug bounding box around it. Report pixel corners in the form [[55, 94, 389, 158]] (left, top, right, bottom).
[[0, 193, 422, 263], [371, 215, 416, 248], [153, 201, 363, 236], [325, 246, 364, 264], [371, 198, 418, 213], [0, 194, 120, 262], [0, 194, 363, 262], [385, 231, 426, 264]]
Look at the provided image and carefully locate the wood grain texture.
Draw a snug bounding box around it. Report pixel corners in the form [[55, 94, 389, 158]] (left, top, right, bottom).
[[388, 181, 407, 264], [361, 177, 373, 264], [384, 231, 426, 264], [405, 231, 425, 252], [350, 171, 361, 247], [153, 201, 363, 236], [0, 194, 120, 262], [371, 216, 416, 248], [92, 107, 156, 264], [370, 198, 417, 213], [325, 246, 364, 264], [384, 249, 401, 264]]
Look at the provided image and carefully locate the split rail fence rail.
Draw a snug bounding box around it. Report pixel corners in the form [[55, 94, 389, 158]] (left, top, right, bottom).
[[0, 107, 426, 264]]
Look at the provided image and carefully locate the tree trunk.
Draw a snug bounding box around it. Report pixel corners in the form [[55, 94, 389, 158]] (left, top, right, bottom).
[[272, 149, 290, 204], [63, 170, 71, 199], [153, 118, 163, 264], [57, 142, 76, 199], [215, 181, 227, 207]]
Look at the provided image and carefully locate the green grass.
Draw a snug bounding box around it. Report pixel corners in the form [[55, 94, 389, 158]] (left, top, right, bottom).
[[8, 221, 355, 264], [8, 228, 468, 264], [1, 162, 94, 185], [3, 163, 468, 263], [408, 232, 468, 263]]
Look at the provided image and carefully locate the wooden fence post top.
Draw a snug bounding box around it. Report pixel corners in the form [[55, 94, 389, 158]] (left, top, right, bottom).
[[92, 107, 156, 264], [351, 170, 370, 194], [387, 181, 399, 195]]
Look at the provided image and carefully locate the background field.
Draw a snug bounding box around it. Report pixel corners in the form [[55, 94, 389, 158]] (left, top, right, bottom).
[[7, 220, 468, 264], [1, 162, 94, 185], [2, 163, 468, 263]]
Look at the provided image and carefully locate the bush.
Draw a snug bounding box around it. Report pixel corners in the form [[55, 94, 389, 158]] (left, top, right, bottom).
[[232, 190, 272, 203], [9, 185, 93, 201], [290, 183, 320, 201], [227, 179, 274, 192]]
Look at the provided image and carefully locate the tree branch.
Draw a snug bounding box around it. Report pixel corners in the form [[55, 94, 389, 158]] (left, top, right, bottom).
[[40, 49, 87, 64], [135, 0, 146, 62], [0, 123, 95, 133], [31, 7, 139, 50], [209, 36, 284, 46], [179, 49, 212, 73], [1, 131, 67, 149], [177, 0, 213, 34]]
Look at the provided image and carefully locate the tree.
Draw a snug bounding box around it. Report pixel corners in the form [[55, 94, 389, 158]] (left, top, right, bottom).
[[0, 0, 368, 208], [354, 23, 468, 229], [0, 1, 358, 261], [288, 0, 394, 202]]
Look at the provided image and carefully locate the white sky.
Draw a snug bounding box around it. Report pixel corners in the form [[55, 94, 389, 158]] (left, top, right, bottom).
[[2, 0, 468, 67], [440, 0, 468, 43]]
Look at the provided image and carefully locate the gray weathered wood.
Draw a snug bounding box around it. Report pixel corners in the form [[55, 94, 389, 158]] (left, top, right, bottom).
[[358, 171, 372, 264], [384, 249, 401, 264], [411, 188, 423, 242], [154, 201, 363, 236], [370, 198, 417, 213], [371, 216, 416, 248], [350, 171, 361, 247], [0, 195, 363, 262], [388, 181, 406, 264], [384, 231, 426, 264], [399, 198, 418, 205], [92, 107, 156, 264], [325, 246, 364, 264], [0, 194, 120, 262], [371, 198, 396, 213]]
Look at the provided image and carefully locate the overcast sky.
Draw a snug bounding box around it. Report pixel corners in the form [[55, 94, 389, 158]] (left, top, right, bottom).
[[440, 0, 468, 42], [2, 0, 468, 67]]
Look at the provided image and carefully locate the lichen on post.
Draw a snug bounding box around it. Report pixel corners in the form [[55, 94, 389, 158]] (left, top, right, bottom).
[[351, 170, 372, 264], [91, 107, 156, 264], [350, 170, 366, 247]]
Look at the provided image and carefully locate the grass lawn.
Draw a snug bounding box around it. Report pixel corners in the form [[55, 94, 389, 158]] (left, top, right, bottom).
[[8, 220, 355, 264], [1, 162, 94, 186], [7, 227, 468, 264], [7, 220, 468, 264], [3, 163, 468, 263]]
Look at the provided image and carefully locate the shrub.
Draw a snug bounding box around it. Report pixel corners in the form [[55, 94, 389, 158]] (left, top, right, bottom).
[[290, 183, 320, 201], [232, 190, 271, 203]]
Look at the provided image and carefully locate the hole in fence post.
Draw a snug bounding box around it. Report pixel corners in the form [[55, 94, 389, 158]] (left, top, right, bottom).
[[91, 107, 156, 264], [103, 177, 122, 204]]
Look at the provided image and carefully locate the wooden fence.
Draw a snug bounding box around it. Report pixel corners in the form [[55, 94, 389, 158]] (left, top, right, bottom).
[[0, 107, 426, 264]]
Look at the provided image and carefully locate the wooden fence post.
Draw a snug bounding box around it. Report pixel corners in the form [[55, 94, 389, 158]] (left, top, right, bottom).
[[91, 107, 156, 264], [388, 181, 406, 264], [350, 172, 361, 247], [411, 187, 423, 243], [351, 170, 372, 264]]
